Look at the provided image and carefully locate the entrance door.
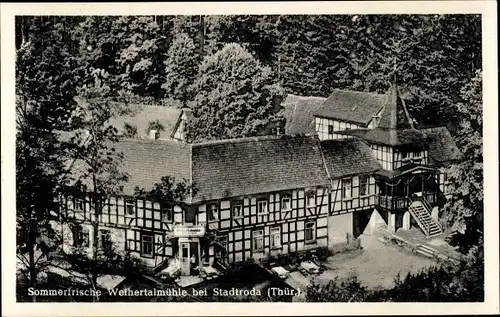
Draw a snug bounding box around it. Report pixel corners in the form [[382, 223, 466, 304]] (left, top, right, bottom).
[[180, 242, 190, 276]]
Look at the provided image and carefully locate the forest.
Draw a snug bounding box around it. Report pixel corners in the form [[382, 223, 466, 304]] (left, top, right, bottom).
[[15, 15, 483, 302]]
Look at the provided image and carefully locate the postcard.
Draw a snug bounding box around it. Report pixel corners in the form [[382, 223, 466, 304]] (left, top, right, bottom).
[[1, 1, 498, 316]]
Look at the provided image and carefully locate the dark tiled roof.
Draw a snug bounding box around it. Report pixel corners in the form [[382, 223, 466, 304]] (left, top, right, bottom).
[[320, 138, 381, 179], [314, 89, 387, 125], [282, 94, 327, 135], [113, 139, 192, 197], [362, 128, 427, 146], [191, 135, 330, 202], [421, 127, 462, 165], [335, 128, 371, 138]]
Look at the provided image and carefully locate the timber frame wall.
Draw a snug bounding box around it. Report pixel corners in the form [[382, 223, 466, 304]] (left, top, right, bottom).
[[55, 169, 444, 267]]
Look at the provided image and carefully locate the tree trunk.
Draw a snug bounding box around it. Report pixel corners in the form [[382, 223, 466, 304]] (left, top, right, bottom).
[[91, 174, 99, 287], [91, 221, 99, 287], [28, 218, 37, 302]]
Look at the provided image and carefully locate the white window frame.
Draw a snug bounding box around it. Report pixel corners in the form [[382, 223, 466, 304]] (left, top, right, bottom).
[[328, 124, 334, 135], [257, 200, 268, 214], [306, 190, 316, 207], [359, 175, 369, 197], [125, 199, 135, 215], [208, 204, 218, 221], [270, 226, 281, 249], [281, 194, 291, 211], [253, 230, 264, 252], [232, 203, 243, 219], [342, 178, 352, 199], [72, 224, 89, 248], [100, 229, 112, 251], [141, 233, 154, 257], [74, 198, 84, 211], [305, 221, 316, 242], [162, 205, 173, 222]]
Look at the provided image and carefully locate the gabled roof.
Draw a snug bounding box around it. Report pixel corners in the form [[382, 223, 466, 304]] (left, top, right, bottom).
[[101, 135, 329, 203], [191, 134, 330, 202], [320, 138, 381, 179], [421, 127, 462, 165], [362, 128, 428, 146], [113, 139, 192, 199], [282, 94, 327, 135], [108, 105, 182, 139], [314, 89, 386, 125], [170, 108, 193, 139]]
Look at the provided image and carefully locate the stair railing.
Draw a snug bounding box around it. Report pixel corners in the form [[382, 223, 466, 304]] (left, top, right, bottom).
[[421, 196, 443, 232], [408, 199, 431, 236]]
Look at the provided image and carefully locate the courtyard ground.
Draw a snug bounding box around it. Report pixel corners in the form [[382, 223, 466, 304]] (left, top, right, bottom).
[[286, 234, 438, 301]]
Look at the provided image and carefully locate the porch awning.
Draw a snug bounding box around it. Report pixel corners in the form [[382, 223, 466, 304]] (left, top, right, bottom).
[[375, 164, 440, 180]]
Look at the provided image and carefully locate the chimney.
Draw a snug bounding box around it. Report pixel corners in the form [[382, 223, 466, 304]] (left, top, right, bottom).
[[149, 129, 159, 140]]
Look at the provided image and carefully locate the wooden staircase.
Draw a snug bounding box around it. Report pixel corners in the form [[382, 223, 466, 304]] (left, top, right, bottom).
[[408, 199, 442, 238]]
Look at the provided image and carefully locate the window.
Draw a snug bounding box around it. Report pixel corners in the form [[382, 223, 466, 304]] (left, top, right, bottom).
[[162, 205, 173, 222], [72, 225, 89, 248], [359, 176, 369, 196], [328, 124, 334, 135], [270, 227, 281, 249], [281, 194, 291, 211], [257, 200, 268, 214], [306, 191, 316, 207], [125, 199, 135, 215], [253, 230, 264, 252], [141, 233, 153, 257], [208, 204, 218, 221], [232, 203, 243, 218], [402, 151, 410, 160], [215, 235, 228, 264], [342, 178, 352, 199], [305, 222, 315, 242], [100, 229, 112, 251], [74, 198, 84, 211]]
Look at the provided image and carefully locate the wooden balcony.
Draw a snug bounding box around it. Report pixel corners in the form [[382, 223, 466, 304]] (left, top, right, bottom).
[[376, 192, 438, 211]]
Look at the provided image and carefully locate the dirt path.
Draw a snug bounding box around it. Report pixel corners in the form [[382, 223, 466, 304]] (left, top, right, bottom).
[[316, 235, 438, 289]]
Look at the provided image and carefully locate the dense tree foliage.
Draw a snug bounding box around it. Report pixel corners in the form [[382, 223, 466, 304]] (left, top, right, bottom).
[[162, 33, 199, 103], [15, 16, 81, 299], [187, 43, 284, 141], [442, 70, 483, 252]]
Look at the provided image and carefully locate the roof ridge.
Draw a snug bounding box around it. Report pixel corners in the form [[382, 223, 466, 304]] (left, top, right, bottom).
[[119, 137, 193, 147], [192, 134, 316, 147], [331, 88, 386, 97], [285, 94, 327, 100]]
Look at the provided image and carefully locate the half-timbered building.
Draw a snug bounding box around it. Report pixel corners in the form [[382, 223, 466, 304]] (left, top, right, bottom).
[[54, 134, 335, 276], [55, 77, 461, 277]]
